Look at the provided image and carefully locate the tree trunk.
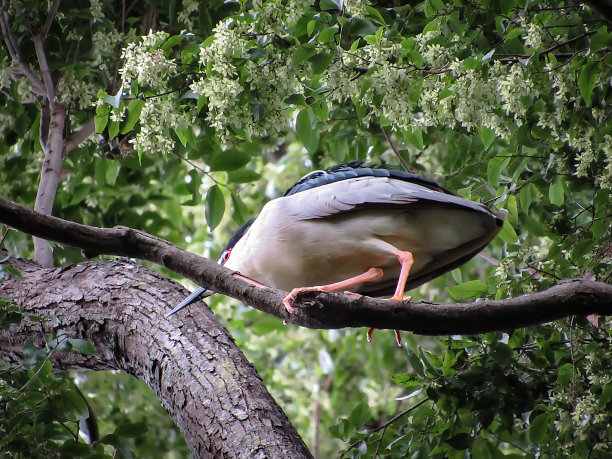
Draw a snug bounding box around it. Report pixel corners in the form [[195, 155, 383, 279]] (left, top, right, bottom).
[[0, 253, 312, 458]]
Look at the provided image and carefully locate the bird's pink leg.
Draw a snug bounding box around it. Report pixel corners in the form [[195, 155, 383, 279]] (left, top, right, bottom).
[[283, 267, 384, 313], [368, 250, 414, 346], [389, 250, 414, 301]]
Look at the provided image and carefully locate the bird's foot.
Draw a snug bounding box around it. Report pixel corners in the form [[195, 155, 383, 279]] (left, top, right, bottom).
[[389, 295, 412, 302], [283, 286, 326, 313], [366, 328, 402, 346], [344, 291, 362, 297]]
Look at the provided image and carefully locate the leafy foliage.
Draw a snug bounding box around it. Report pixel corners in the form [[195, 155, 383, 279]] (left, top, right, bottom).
[[1, 0, 611, 457]]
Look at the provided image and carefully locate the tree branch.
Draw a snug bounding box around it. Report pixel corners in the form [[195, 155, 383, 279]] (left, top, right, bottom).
[[33, 34, 55, 102], [1, 196, 610, 334], [64, 118, 95, 155], [0, 253, 312, 458], [32, 103, 66, 267], [0, 3, 46, 96], [40, 0, 60, 39]]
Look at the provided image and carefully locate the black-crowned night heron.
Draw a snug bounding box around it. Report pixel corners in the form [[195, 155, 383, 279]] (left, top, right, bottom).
[[168, 162, 505, 343]]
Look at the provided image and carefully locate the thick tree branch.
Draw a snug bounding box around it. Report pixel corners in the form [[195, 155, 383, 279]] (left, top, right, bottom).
[[1, 196, 611, 334], [0, 254, 312, 458], [64, 119, 95, 155]]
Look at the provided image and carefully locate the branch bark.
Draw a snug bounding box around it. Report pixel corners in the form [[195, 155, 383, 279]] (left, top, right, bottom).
[[0, 2, 46, 96], [0, 253, 312, 458], [1, 196, 611, 334], [32, 102, 66, 267]]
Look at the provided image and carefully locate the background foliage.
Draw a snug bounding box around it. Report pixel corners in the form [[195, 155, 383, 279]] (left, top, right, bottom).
[[1, 0, 611, 457]]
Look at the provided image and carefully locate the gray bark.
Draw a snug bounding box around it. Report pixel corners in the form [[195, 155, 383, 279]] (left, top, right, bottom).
[[0, 253, 312, 458]]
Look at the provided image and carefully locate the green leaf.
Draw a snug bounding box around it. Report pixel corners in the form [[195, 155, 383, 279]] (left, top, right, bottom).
[[310, 52, 333, 74], [121, 99, 144, 134], [549, 178, 564, 206], [478, 126, 496, 150], [505, 27, 524, 41], [405, 127, 423, 150], [307, 19, 317, 36], [391, 372, 422, 388], [208, 149, 251, 171], [556, 362, 573, 387], [205, 185, 225, 231], [107, 119, 119, 140], [317, 27, 337, 44], [175, 127, 193, 148], [365, 6, 387, 25], [227, 169, 261, 183], [519, 183, 533, 212], [296, 108, 318, 151], [487, 156, 510, 186], [446, 280, 488, 300], [529, 412, 552, 443], [578, 62, 598, 106], [68, 183, 91, 205], [498, 218, 518, 243], [292, 45, 316, 65], [348, 402, 370, 428], [231, 192, 250, 225], [2, 264, 24, 280], [162, 34, 185, 56], [94, 112, 109, 134], [106, 161, 121, 186], [67, 338, 97, 355]]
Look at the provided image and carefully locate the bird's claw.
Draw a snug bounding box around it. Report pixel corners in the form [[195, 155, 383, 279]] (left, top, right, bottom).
[[282, 292, 297, 314]]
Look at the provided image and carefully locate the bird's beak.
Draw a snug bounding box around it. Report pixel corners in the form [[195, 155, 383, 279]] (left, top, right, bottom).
[[166, 287, 214, 317]]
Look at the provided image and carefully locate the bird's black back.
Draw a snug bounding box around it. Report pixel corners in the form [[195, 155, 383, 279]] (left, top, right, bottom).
[[283, 161, 451, 197]]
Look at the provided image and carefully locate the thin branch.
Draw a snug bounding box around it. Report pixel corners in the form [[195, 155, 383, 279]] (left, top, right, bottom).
[[33, 34, 55, 101], [40, 0, 60, 39], [372, 398, 429, 457], [379, 121, 414, 173], [1, 196, 611, 335], [0, 4, 46, 96]]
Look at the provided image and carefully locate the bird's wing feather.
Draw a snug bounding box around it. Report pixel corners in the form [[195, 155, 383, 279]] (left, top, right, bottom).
[[285, 176, 492, 219]]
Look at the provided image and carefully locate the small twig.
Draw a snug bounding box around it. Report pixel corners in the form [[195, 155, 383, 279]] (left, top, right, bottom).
[[372, 399, 429, 457], [19, 336, 67, 392], [379, 122, 414, 173]]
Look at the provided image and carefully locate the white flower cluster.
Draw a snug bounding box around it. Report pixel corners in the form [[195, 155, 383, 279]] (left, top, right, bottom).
[[129, 97, 195, 155], [177, 0, 199, 29], [343, 0, 368, 18], [120, 31, 176, 91], [190, 16, 303, 145], [56, 70, 99, 109], [92, 28, 123, 72], [600, 135, 612, 189], [496, 63, 539, 125], [89, 0, 104, 23], [519, 17, 546, 51]]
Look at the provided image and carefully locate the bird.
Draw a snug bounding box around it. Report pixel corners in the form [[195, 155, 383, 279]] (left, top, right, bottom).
[[168, 161, 505, 344]]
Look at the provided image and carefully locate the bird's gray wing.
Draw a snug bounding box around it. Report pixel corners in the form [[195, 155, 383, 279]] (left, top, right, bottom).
[[284, 176, 493, 219]]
